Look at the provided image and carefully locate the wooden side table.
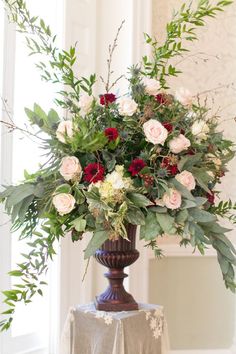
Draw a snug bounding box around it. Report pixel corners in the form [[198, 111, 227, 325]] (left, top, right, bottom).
[[61, 303, 170, 354]]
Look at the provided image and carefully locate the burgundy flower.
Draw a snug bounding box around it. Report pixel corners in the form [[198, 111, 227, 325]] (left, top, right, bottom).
[[155, 93, 172, 106], [129, 159, 147, 176], [84, 163, 105, 183], [207, 192, 215, 204], [180, 128, 185, 134], [100, 93, 116, 106], [161, 157, 179, 176], [104, 127, 119, 141], [162, 122, 173, 133]]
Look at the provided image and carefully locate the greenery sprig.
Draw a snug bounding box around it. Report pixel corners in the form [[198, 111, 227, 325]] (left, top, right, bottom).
[[3, 0, 96, 113], [0, 0, 235, 332], [143, 0, 233, 87]]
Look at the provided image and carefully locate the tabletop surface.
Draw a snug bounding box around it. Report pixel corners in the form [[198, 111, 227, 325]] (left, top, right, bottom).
[[61, 303, 170, 354]]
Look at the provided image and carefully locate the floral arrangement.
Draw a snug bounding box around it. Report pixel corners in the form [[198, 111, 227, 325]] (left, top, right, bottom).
[[0, 0, 236, 331]]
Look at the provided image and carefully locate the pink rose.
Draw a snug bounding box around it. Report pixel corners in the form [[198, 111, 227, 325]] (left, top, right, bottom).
[[52, 193, 76, 215], [175, 88, 193, 107], [56, 121, 73, 143], [169, 134, 191, 154], [163, 189, 182, 210], [143, 119, 168, 145], [59, 156, 82, 181], [175, 170, 196, 191]]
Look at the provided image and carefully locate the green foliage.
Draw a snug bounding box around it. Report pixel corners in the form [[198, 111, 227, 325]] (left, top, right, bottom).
[[4, 0, 96, 112], [143, 0, 233, 86], [84, 230, 109, 259], [1, 0, 236, 332], [140, 211, 161, 240]]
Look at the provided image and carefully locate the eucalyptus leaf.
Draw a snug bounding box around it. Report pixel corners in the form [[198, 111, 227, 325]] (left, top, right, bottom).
[[156, 213, 176, 234], [127, 193, 151, 207], [213, 239, 236, 263], [140, 211, 161, 240], [126, 208, 145, 225], [6, 184, 35, 209], [192, 167, 212, 193], [181, 199, 197, 209], [72, 217, 87, 232], [178, 153, 202, 171], [176, 209, 188, 224], [55, 184, 71, 194], [18, 195, 35, 222], [188, 207, 217, 223], [171, 178, 195, 201], [84, 230, 108, 259]]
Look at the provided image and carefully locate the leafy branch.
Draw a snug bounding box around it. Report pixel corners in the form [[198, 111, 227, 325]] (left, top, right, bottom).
[[143, 0, 233, 86], [211, 200, 236, 224], [3, 0, 96, 112]]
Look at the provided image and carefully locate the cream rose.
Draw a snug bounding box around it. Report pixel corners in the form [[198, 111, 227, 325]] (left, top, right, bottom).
[[52, 193, 76, 215], [163, 189, 182, 210], [143, 77, 161, 96], [118, 97, 138, 116], [59, 156, 82, 181], [143, 119, 168, 145], [56, 121, 73, 143], [175, 170, 196, 191], [78, 93, 94, 115], [191, 120, 209, 140], [169, 134, 191, 154], [175, 88, 193, 107]]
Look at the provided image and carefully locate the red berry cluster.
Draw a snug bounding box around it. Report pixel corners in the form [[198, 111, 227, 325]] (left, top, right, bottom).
[[140, 174, 154, 187]]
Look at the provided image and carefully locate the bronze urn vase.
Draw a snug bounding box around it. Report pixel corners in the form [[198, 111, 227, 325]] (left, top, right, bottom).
[[94, 224, 139, 311]]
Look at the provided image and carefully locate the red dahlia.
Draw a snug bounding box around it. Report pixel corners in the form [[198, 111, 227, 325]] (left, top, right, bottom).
[[104, 127, 119, 141], [162, 122, 173, 133], [84, 163, 105, 183], [161, 157, 179, 176], [129, 159, 147, 176], [100, 93, 116, 106]]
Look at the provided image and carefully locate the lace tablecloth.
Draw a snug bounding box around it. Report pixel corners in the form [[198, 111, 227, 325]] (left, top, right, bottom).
[[61, 303, 170, 354]]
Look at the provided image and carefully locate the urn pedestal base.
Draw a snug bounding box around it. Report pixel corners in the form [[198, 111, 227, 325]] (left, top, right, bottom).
[[94, 224, 139, 312]]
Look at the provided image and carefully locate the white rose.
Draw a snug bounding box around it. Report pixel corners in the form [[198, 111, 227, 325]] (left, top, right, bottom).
[[52, 193, 76, 215], [163, 189, 182, 210], [106, 171, 125, 189], [143, 77, 161, 96], [191, 120, 209, 141], [143, 119, 168, 145], [175, 170, 196, 191], [78, 94, 94, 115], [56, 121, 73, 143], [169, 134, 191, 154], [118, 97, 138, 116], [59, 156, 82, 181], [175, 88, 193, 107]]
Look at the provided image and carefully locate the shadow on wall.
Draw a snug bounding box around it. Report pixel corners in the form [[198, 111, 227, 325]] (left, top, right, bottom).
[[149, 257, 235, 350]]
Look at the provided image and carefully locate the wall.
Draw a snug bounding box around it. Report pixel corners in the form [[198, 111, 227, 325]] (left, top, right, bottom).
[[151, 0, 236, 351]]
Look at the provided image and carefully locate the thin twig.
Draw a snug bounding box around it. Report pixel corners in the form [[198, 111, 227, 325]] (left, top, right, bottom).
[[101, 20, 125, 93]]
